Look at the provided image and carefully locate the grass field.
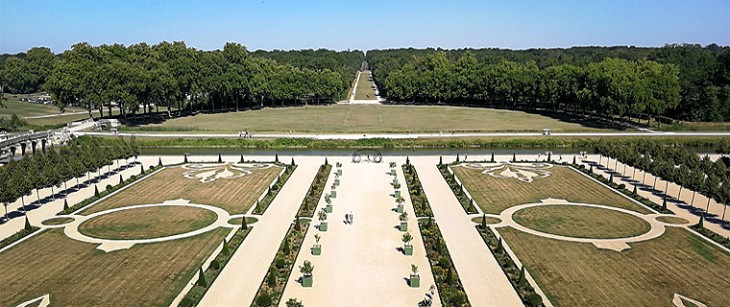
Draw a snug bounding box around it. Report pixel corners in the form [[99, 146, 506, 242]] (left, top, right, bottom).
[[354, 71, 378, 100], [79, 206, 217, 240], [82, 165, 280, 215], [512, 205, 651, 239], [0, 227, 227, 306], [40, 217, 74, 226], [453, 165, 651, 214], [122, 104, 611, 133], [501, 227, 730, 306]]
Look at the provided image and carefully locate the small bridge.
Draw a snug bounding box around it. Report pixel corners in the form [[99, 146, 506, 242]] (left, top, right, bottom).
[[0, 130, 55, 160]]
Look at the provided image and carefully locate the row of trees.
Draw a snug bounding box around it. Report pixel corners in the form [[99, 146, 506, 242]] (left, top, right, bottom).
[[0, 137, 139, 218], [0, 42, 364, 118], [594, 140, 729, 220], [368, 44, 730, 122], [375, 51, 680, 122]]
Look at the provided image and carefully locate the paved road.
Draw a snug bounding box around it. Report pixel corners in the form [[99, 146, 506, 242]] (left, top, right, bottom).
[[75, 130, 730, 140]]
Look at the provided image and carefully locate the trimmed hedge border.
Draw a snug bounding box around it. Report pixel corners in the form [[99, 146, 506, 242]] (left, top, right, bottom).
[[0, 227, 40, 251], [252, 163, 297, 215], [476, 225, 544, 307], [437, 164, 478, 214], [296, 163, 332, 218], [253, 220, 310, 306], [419, 218, 471, 306], [402, 163, 433, 217], [690, 224, 730, 249], [179, 227, 252, 306]]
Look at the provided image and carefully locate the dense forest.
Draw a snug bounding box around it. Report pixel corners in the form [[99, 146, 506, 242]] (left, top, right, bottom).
[[0, 43, 364, 118], [367, 44, 730, 122]]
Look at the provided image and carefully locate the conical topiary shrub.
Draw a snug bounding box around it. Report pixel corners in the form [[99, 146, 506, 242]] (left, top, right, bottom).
[[490, 153, 495, 162], [242, 216, 248, 230], [240, 154, 244, 163], [94, 185, 100, 197], [184, 154, 188, 163], [632, 185, 637, 195], [275, 154, 279, 163], [197, 267, 207, 287], [63, 199, 69, 211], [439, 156, 443, 165], [158, 157, 162, 166], [512, 153, 516, 162], [218, 154, 223, 163], [662, 198, 667, 211], [291, 158, 296, 166], [119, 174, 123, 185], [24, 216, 32, 231]]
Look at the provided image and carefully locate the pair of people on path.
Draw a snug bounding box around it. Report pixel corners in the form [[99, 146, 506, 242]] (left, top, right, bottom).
[[345, 211, 354, 224]]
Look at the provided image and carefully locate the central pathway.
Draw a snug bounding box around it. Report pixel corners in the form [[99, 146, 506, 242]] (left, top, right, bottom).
[[413, 157, 523, 307], [199, 160, 320, 306], [281, 157, 437, 306]]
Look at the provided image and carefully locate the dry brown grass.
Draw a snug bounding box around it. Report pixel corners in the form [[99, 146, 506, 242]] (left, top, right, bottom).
[[83, 165, 280, 215], [657, 216, 689, 224], [512, 205, 651, 239], [40, 217, 74, 226], [0, 228, 227, 306], [453, 165, 650, 214], [500, 227, 730, 306], [79, 206, 217, 240]]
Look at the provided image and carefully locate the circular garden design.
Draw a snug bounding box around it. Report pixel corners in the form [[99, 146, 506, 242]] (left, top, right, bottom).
[[79, 206, 218, 240], [512, 205, 652, 239]]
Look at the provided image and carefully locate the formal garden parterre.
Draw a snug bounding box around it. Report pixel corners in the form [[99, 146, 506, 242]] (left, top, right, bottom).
[[0, 159, 283, 306], [447, 160, 730, 306]]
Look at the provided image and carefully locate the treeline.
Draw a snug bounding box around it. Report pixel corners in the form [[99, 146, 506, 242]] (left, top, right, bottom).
[[0, 42, 364, 118], [368, 44, 730, 122], [594, 140, 729, 220], [0, 137, 139, 216]]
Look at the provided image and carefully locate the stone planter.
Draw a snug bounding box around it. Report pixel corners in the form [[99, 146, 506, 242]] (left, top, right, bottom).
[[325, 204, 333, 213], [397, 204, 404, 213], [302, 276, 313, 287], [400, 221, 408, 231], [334, 178, 340, 186], [404, 244, 413, 255], [409, 274, 420, 287], [392, 178, 399, 185], [390, 169, 396, 176], [394, 190, 401, 198], [320, 222, 328, 231], [330, 191, 337, 198], [337, 169, 342, 176], [312, 244, 321, 255]]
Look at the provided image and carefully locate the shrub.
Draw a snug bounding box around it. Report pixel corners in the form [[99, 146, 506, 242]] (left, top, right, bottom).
[[105, 184, 113, 191], [256, 290, 273, 306], [210, 259, 220, 270]]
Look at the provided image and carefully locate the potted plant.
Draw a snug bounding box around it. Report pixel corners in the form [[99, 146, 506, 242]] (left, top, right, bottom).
[[325, 195, 333, 213], [330, 189, 337, 198], [318, 209, 328, 231], [300, 260, 314, 287], [396, 196, 405, 213], [336, 169, 342, 176], [311, 234, 322, 255], [409, 264, 420, 287], [389, 162, 396, 168], [334, 177, 340, 186], [399, 211, 408, 231], [394, 190, 401, 198], [402, 232, 413, 255]]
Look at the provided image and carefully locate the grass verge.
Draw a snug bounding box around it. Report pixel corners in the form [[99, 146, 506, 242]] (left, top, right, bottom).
[[437, 164, 479, 214]]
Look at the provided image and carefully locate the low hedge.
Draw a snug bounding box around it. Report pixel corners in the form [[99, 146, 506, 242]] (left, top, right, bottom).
[[437, 164, 478, 214], [253, 219, 310, 306], [296, 163, 332, 217], [252, 163, 297, 215], [690, 224, 730, 249], [402, 163, 433, 217], [179, 227, 252, 306], [419, 218, 471, 306], [0, 226, 40, 251], [476, 226, 544, 307]]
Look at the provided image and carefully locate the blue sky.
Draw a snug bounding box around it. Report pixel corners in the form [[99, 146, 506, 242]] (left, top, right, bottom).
[[1, 0, 728, 53]]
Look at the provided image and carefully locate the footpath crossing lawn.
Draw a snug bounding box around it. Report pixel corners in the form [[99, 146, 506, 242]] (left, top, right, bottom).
[[354, 71, 378, 100]]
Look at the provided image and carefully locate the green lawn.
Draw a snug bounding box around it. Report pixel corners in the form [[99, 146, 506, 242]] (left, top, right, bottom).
[[0, 98, 85, 118], [354, 71, 378, 100], [512, 205, 651, 239], [122, 104, 613, 133]]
